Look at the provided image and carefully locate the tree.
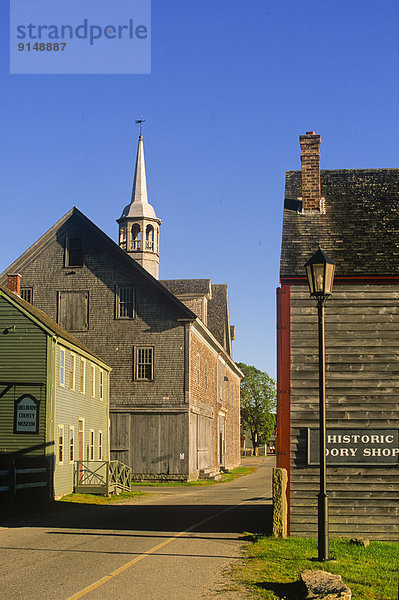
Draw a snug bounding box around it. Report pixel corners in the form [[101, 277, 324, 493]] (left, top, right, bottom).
[[238, 362, 276, 456]]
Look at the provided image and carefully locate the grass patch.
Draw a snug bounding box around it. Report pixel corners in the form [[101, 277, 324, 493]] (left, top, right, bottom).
[[58, 490, 148, 505], [232, 536, 398, 600], [130, 466, 256, 487]]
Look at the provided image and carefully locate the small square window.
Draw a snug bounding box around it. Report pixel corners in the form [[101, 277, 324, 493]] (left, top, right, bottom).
[[21, 288, 33, 304], [65, 237, 84, 267], [134, 347, 154, 381]]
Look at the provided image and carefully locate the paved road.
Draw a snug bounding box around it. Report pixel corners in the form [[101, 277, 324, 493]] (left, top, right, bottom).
[[0, 457, 274, 600]]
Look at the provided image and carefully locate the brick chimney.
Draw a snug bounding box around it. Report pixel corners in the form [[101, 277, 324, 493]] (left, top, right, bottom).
[[7, 273, 21, 296], [300, 131, 321, 211]]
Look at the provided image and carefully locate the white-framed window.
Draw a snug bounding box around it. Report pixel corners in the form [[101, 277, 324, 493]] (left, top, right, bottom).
[[98, 431, 103, 460], [116, 286, 135, 319], [59, 349, 65, 387], [90, 364, 95, 397], [99, 369, 104, 401], [80, 358, 86, 394], [58, 425, 64, 464], [196, 354, 200, 386], [69, 353, 76, 390], [89, 430, 95, 460], [134, 347, 154, 381], [69, 426, 74, 463]]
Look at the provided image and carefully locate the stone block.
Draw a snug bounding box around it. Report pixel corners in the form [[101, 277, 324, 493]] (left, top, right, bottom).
[[301, 570, 352, 600], [272, 467, 287, 538]]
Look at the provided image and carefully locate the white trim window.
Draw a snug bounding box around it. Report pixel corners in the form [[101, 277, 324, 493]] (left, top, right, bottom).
[[89, 430, 95, 460], [69, 426, 74, 463], [116, 286, 135, 319], [80, 358, 86, 394], [134, 347, 154, 381], [99, 369, 104, 401], [69, 353, 76, 390], [58, 425, 64, 464], [90, 364, 95, 398], [98, 431, 103, 460], [59, 349, 65, 387]]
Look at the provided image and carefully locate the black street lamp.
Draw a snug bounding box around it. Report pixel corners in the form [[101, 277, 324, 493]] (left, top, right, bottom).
[[304, 247, 335, 561]]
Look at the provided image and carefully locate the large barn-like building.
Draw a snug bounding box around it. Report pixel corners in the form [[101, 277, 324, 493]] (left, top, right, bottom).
[[1, 134, 242, 481]]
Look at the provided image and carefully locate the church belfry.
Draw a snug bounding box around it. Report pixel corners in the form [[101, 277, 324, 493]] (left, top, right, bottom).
[[117, 133, 161, 279]]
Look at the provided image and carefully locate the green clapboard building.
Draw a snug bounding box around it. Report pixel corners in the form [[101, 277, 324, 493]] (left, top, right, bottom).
[[0, 277, 111, 500]]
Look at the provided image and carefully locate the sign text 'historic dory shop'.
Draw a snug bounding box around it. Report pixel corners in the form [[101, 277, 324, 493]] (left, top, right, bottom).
[[14, 395, 40, 434], [308, 429, 399, 466]]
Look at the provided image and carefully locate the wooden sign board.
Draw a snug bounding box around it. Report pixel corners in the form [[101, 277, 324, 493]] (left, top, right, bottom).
[[308, 428, 399, 466], [14, 394, 40, 434]]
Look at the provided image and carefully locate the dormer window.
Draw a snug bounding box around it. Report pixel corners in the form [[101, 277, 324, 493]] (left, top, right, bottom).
[[65, 237, 84, 267]]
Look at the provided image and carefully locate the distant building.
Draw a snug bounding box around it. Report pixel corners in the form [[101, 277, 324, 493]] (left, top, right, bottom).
[[0, 278, 111, 500], [1, 134, 242, 481], [277, 131, 399, 541]]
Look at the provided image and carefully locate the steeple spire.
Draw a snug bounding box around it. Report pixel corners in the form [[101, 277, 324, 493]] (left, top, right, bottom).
[[130, 134, 149, 207], [117, 130, 161, 279]]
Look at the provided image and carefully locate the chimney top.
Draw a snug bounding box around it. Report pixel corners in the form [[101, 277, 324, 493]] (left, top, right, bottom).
[[7, 273, 21, 297], [299, 131, 321, 212]]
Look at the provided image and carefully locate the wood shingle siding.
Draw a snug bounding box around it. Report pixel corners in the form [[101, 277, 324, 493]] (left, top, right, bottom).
[[289, 284, 399, 541]]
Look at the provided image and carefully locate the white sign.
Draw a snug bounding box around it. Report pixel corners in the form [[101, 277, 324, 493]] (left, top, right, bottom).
[[14, 395, 39, 434]]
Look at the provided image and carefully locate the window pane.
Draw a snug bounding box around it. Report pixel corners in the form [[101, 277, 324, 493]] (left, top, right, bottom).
[[69, 427, 74, 462], [58, 426, 64, 463], [136, 347, 153, 380], [117, 287, 134, 318]]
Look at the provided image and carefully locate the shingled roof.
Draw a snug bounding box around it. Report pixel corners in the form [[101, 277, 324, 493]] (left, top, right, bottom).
[[160, 279, 212, 297], [280, 168, 399, 278]]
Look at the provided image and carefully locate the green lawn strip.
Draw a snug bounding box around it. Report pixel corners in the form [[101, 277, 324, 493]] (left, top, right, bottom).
[[130, 466, 256, 487], [58, 490, 148, 505], [56, 466, 255, 505], [232, 536, 398, 600]]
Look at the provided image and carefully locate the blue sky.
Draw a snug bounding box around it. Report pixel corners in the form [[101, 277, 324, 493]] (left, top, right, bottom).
[[1, 0, 399, 377]]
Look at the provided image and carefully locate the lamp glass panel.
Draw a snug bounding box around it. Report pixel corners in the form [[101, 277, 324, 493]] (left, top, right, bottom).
[[324, 263, 335, 295], [313, 263, 325, 294], [306, 265, 315, 294]]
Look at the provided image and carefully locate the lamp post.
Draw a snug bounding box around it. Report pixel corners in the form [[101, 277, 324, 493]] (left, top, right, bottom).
[[304, 247, 335, 561]]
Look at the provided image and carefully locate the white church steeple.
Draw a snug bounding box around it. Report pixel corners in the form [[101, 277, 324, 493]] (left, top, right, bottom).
[[117, 132, 161, 279]]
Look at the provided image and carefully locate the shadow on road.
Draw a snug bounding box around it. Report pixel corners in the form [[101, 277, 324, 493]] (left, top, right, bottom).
[[1, 502, 273, 536]]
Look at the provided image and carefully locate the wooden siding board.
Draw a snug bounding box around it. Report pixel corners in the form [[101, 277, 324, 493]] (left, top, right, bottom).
[[289, 284, 399, 541]]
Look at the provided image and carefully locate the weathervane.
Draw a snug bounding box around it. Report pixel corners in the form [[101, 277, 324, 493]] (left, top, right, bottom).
[[135, 115, 146, 136]]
